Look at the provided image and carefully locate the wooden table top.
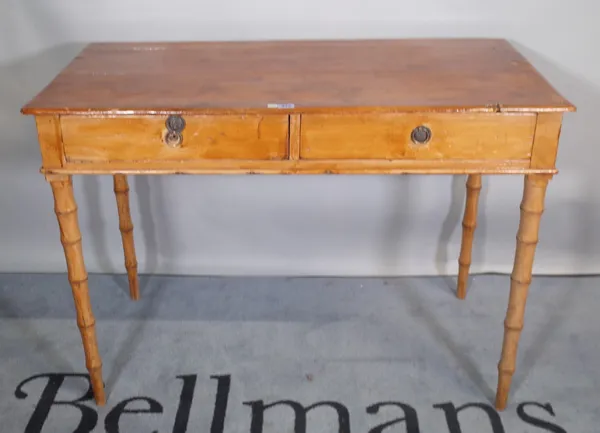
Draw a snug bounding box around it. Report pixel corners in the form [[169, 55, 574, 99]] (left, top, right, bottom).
[[22, 39, 574, 115]]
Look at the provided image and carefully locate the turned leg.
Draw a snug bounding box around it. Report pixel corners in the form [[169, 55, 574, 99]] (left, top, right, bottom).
[[113, 174, 140, 300], [49, 176, 105, 405], [457, 174, 482, 299], [495, 174, 550, 410]]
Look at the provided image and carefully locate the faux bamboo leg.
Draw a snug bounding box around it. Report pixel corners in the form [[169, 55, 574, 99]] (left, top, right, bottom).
[[495, 174, 550, 410], [457, 174, 482, 299], [50, 176, 105, 405], [113, 174, 140, 300]]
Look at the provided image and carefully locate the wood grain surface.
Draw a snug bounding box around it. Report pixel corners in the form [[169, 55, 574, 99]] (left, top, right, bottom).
[[113, 174, 139, 301], [300, 113, 536, 160], [21, 39, 574, 115], [457, 174, 483, 299], [50, 176, 105, 405], [61, 115, 289, 162], [42, 159, 544, 175], [496, 174, 551, 410]]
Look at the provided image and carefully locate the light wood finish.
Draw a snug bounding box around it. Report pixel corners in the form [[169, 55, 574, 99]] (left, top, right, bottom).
[[300, 113, 536, 160], [35, 115, 64, 169], [21, 40, 574, 115], [50, 177, 105, 405], [457, 174, 482, 299], [61, 115, 289, 162], [530, 113, 564, 170], [45, 159, 553, 176], [496, 174, 551, 410], [21, 40, 574, 409], [113, 174, 139, 300], [289, 114, 302, 160]]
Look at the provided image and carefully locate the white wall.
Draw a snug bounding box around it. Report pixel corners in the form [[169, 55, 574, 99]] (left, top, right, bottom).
[[0, 0, 598, 277]]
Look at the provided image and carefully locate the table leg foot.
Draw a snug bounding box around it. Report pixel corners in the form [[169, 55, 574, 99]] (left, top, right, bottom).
[[81, 326, 106, 406], [114, 174, 140, 300], [495, 174, 550, 410], [50, 176, 106, 406], [457, 174, 482, 299]]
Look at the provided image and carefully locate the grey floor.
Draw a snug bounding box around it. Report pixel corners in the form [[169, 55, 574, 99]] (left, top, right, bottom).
[[0, 273, 598, 432]]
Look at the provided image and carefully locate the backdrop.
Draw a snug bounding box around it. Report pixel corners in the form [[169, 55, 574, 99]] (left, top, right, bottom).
[[0, 0, 597, 276]]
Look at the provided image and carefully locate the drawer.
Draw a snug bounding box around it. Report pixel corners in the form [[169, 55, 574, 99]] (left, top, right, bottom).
[[61, 115, 289, 162], [300, 113, 536, 160]]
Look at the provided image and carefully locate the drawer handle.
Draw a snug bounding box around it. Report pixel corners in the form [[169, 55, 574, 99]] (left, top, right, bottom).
[[164, 130, 182, 147], [166, 115, 186, 133], [411, 125, 432, 145], [164, 115, 186, 147]]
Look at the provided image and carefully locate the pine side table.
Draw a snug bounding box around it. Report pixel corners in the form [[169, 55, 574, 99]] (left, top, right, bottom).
[[21, 39, 575, 410]]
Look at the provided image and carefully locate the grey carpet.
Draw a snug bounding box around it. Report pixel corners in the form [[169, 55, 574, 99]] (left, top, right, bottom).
[[0, 273, 598, 432]]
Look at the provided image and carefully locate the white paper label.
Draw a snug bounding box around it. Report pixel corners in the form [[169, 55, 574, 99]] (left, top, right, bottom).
[[267, 103, 295, 109]]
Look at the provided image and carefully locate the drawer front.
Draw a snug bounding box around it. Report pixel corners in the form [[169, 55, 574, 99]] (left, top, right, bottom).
[[62, 115, 289, 162], [300, 113, 536, 160]]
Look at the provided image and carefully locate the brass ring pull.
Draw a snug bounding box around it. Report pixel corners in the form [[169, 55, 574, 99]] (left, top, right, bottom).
[[164, 130, 182, 147], [164, 115, 186, 147], [411, 125, 432, 145]]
